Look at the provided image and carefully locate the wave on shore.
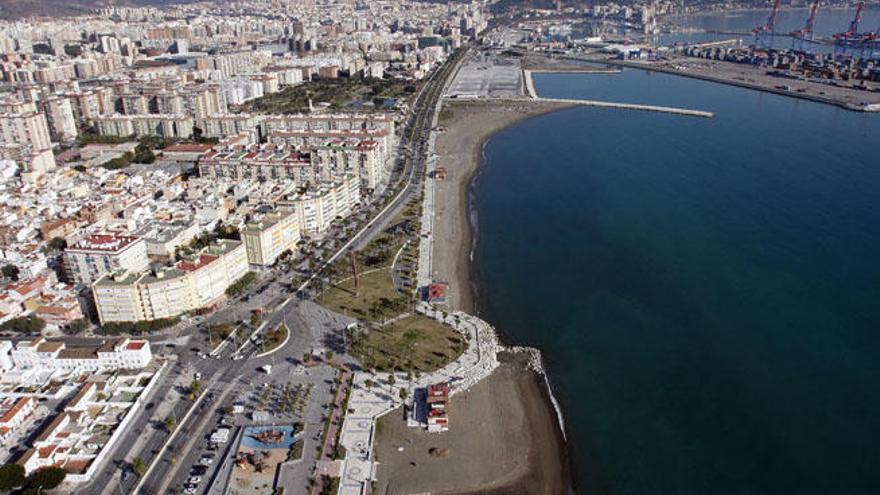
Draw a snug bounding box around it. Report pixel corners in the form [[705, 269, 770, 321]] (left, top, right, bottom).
[[469, 134, 569, 444]]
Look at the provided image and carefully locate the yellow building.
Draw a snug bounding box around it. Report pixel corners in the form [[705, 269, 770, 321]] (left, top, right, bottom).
[[242, 209, 300, 268], [93, 239, 248, 323]]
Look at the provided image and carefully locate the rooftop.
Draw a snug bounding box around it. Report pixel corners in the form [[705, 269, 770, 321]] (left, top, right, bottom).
[[67, 234, 141, 254]]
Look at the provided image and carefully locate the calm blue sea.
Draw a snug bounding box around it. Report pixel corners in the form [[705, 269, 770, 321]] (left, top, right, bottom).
[[471, 69, 880, 494]]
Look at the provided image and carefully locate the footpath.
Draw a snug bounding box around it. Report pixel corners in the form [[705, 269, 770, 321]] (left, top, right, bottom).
[[335, 304, 501, 495]]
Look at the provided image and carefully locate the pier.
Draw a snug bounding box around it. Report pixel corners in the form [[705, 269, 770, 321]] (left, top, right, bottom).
[[529, 97, 715, 118], [520, 69, 714, 118]]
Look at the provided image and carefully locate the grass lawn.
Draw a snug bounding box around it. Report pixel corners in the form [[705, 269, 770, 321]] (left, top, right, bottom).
[[261, 324, 289, 354], [349, 315, 467, 373], [209, 323, 234, 340], [241, 76, 418, 114], [318, 231, 410, 321], [318, 267, 407, 321]]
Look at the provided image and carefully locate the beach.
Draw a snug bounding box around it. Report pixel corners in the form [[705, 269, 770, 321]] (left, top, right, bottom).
[[387, 98, 577, 494], [431, 99, 574, 314], [374, 352, 572, 495]]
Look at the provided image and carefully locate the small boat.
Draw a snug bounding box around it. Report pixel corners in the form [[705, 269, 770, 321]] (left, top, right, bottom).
[[251, 429, 285, 445]]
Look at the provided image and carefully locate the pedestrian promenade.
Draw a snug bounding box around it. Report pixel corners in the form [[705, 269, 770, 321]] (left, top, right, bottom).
[[335, 304, 501, 495]]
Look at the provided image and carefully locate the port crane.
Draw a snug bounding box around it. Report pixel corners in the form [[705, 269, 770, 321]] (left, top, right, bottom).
[[753, 0, 782, 48], [833, 1, 866, 54], [789, 0, 821, 51]]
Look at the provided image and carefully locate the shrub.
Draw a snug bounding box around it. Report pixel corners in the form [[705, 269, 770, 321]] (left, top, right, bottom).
[[0, 316, 46, 334], [24, 466, 66, 491], [0, 463, 25, 491]]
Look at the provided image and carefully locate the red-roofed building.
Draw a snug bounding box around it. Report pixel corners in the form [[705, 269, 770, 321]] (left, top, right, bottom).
[[160, 143, 212, 164], [0, 397, 36, 442], [425, 282, 448, 304], [425, 382, 450, 432]]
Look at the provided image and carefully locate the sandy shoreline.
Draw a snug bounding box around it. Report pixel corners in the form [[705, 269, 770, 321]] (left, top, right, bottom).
[[429, 99, 578, 494], [374, 352, 573, 495], [432, 100, 574, 315]]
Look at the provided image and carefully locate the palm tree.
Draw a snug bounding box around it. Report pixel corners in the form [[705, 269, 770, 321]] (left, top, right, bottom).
[[131, 457, 146, 477]]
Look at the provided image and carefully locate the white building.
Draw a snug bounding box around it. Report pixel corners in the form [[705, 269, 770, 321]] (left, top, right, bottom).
[[63, 235, 150, 286], [43, 96, 78, 142], [277, 175, 360, 236], [5, 337, 152, 374]]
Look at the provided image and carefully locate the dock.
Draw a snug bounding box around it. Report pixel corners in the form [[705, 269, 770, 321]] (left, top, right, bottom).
[[530, 97, 715, 118], [520, 69, 714, 118]]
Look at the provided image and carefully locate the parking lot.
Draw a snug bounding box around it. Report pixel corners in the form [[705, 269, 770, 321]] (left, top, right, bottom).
[[168, 351, 339, 494], [445, 52, 524, 98]]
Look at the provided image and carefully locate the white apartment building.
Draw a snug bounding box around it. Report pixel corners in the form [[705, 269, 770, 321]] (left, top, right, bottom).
[[222, 77, 265, 105], [196, 114, 256, 138], [0, 397, 36, 443], [310, 139, 387, 192], [93, 239, 248, 323], [6, 337, 152, 373], [277, 175, 360, 236], [0, 107, 52, 152], [64, 235, 149, 286], [43, 96, 78, 142], [242, 209, 300, 267], [94, 114, 194, 139]]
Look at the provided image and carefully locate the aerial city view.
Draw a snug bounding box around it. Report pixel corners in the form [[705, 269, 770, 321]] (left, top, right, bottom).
[[0, 0, 876, 493]]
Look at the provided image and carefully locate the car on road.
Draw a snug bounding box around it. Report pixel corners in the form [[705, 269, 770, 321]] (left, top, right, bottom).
[[199, 456, 214, 466], [191, 465, 207, 476], [187, 476, 202, 484], [183, 484, 197, 494]]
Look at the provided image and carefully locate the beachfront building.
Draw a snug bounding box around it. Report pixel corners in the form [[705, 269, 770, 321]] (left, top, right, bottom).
[[92, 239, 248, 323], [426, 382, 449, 432], [63, 234, 150, 285], [241, 209, 300, 268], [197, 146, 315, 182], [309, 138, 387, 193], [276, 175, 360, 237]]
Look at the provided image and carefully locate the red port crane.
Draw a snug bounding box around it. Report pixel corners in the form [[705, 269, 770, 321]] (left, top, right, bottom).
[[753, 0, 782, 47], [789, 0, 821, 51], [754, 0, 782, 34], [834, 0, 864, 39], [790, 0, 820, 39]]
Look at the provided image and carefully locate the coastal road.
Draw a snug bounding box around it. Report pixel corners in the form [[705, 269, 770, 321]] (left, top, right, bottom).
[[296, 45, 469, 298], [94, 44, 470, 495]]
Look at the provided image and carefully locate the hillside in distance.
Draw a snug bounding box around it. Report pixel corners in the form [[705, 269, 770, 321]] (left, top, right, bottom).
[[0, 0, 193, 19]]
